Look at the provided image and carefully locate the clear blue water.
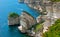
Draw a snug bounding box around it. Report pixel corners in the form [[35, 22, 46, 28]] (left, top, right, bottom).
[[0, 0, 40, 37]]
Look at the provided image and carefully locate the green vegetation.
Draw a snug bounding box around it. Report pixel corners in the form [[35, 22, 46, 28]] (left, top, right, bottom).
[[43, 19, 60, 37], [49, 0, 60, 2], [34, 23, 43, 32], [9, 12, 19, 18]]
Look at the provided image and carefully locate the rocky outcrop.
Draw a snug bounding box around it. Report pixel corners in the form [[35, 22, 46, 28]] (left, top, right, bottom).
[[8, 17, 19, 25], [20, 11, 36, 28], [36, 15, 42, 23], [18, 11, 36, 33], [8, 13, 19, 25]]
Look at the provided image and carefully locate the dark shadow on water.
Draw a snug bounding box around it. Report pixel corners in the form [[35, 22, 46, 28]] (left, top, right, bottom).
[[8, 25, 31, 37]]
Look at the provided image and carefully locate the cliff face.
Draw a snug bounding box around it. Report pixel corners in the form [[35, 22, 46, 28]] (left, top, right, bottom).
[[25, 0, 41, 10], [8, 17, 19, 25], [53, 2, 60, 18], [24, 0, 47, 14], [18, 12, 37, 33], [20, 12, 36, 29]]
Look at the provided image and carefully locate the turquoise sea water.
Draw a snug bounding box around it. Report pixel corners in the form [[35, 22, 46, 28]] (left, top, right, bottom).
[[0, 0, 40, 37]]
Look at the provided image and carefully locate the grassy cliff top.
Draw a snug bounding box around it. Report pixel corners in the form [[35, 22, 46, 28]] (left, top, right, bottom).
[[43, 19, 60, 37], [34, 23, 43, 32], [9, 12, 19, 18], [49, 0, 60, 2]]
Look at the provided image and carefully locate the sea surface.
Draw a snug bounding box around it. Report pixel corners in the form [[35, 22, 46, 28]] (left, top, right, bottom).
[[0, 0, 40, 37]]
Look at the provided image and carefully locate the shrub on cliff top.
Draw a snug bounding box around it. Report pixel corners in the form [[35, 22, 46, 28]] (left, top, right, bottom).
[[9, 12, 19, 18]]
